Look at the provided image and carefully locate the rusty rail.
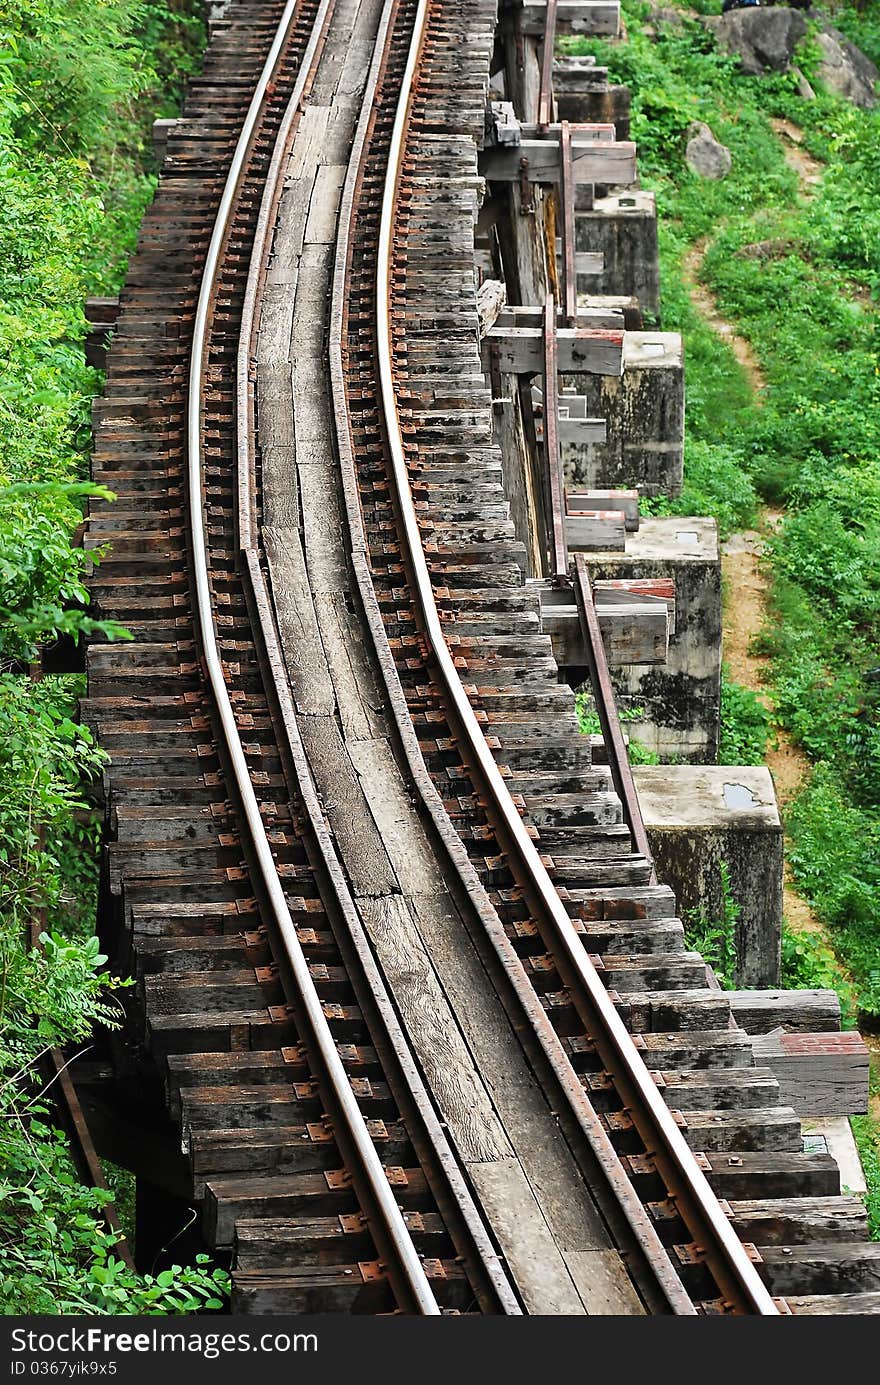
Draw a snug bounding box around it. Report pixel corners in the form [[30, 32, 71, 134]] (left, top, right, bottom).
[[572, 553, 656, 878]]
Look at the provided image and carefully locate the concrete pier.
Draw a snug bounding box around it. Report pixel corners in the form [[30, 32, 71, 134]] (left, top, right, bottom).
[[563, 333, 684, 496], [633, 763, 783, 988], [576, 191, 660, 321], [579, 517, 721, 763]]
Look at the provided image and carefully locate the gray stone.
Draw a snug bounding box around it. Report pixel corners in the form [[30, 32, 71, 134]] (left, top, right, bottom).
[[633, 763, 783, 987], [575, 191, 660, 321], [562, 333, 684, 497], [815, 26, 877, 108], [685, 122, 732, 180], [791, 64, 816, 101], [707, 7, 808, 75], [578, 517, 722, 764]]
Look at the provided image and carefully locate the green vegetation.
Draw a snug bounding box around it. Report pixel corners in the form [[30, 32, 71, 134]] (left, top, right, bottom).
[[0, 0, 229, 1312], [719, 667, 770, 765], [575, 690, 661, 764], [682, 859, 738, 989], [851, 1109, 880, 1235]]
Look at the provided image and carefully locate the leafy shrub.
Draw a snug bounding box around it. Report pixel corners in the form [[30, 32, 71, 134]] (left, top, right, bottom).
[[682, 860, 739, 988], [851, 1115, 880, 1237], [788, 765, 880, 928], [0, 0, 225, 1315], [719, 668, 770, 765]]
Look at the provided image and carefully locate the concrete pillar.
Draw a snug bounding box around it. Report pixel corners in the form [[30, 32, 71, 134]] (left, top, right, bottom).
[[579, 518, 721, 763], [632, 764, 783, 988], [562, 333, 683, 496], [576, 191, 660, 321]]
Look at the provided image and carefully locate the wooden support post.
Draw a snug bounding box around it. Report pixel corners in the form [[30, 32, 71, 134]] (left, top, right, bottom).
[[537, 0, 558, 128], [543, 295, 569, 581]]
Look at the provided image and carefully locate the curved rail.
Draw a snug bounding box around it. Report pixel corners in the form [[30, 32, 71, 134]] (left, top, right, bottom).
[[232, 0, 521, 1318], [186, 0, 441, 1316], [375, 0, 778, 1318]]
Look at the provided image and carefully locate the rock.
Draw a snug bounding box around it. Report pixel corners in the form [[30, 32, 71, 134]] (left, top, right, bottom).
[[706, 7, 808, 75], [735, 238, 797, 260], [705, 8, 878, 107], [815, 25, 877, 108], [685, 122, 732, 179], [791, 64, 816, 101]]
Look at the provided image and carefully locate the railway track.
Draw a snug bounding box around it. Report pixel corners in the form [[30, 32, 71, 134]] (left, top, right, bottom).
[[84, 0, 880, 1315]]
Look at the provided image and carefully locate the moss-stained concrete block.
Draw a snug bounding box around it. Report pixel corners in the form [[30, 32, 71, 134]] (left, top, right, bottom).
[[580, 518, 721, 763], [633, 764, 783, 988], [575, 191, 659, 319], [562, 333, 683, 495]]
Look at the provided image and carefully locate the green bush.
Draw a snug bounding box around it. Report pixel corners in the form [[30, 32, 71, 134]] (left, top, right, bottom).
[[719, 668, 770, 765], [0, 0, 225, 1315], [682, 860, 739, 988]]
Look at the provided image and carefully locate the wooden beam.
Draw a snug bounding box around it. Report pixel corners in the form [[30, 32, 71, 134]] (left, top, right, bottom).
[[480, 136, 637, 187], [728, 989, 841, 1035], [751, 1030, 869, 1118], [518, 2, 621, 37], [533, 587, 671, 666], [497, 304, 624, 330], [565, 510, 626, 551], [481, 324, 623, 375], [520, 121, 617, 142], [568, 489, 639, 530]]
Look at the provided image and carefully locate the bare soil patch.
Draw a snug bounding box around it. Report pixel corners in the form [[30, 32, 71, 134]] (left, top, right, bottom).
[[770, 117, 824, 197], [681, 238, 767, 397]]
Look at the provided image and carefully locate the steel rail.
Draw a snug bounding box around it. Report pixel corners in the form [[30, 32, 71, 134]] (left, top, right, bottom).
[[233, 0, 521, 1318], [186, 0, 441, 1315], [375, 0, 779, 1318]]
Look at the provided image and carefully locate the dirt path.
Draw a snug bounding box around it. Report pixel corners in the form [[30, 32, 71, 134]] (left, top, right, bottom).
[[770, 117, 824, 197], [681, 238, 767, 397], [720, 518, 824, 934]]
